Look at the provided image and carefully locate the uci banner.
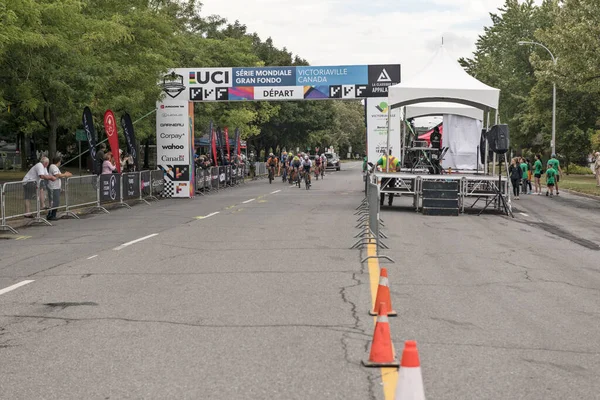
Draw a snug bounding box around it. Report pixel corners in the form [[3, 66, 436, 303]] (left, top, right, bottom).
[[160, 65, 401, 102], [103, 110, 122, 173], [82, 107, 99, 174], [120, 113, 138, 170]]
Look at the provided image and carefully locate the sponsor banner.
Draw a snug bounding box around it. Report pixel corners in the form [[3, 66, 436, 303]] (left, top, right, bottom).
[[233, 67, 296, 87], [103, 110, 121, 173], [156, 101, 189, 166], [160, 65, 400, 102], [366, 97, 401, 164], [365, 64, 401, 97], [224, 127, 230, 161], [123, 172, 141, 200], [120, 113, 139, 170], [99, 173, 120, 203], [254, 86, 304, 100], [296, 65, 367, 86], [82, 107, 99, 174]]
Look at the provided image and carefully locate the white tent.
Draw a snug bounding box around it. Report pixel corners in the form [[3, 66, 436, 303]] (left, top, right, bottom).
[[386, 46, 500, 172], [388, 46, 500, 111], [405, 102, 484, 121]]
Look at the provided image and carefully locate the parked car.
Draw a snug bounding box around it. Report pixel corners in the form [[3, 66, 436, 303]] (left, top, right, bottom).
[[325, 153, 340, 171]]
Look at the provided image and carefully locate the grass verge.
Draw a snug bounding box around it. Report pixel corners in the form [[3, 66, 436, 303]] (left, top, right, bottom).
[[559, 174, 600, 197]]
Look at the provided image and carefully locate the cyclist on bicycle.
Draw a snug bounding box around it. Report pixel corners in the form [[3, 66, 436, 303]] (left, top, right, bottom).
[[291, 153, 301, 183], [301, 155, 312, 184], [314, 153, 321, 177], [266, 153, 277, 179], [320, 153, 327, 171]]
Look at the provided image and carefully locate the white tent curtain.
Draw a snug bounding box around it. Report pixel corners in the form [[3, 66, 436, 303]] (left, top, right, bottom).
[[441, 114, 482, 170]]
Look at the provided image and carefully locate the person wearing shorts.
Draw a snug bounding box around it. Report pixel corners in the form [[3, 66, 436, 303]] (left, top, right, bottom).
[[547, 154, 562, 195], [21, 157, 56, 217], [546, 165, 557, 197], [533, 154, 543, 195]]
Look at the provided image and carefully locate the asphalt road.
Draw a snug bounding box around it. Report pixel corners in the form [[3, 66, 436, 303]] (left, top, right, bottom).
[[1, 165, 600, 399]]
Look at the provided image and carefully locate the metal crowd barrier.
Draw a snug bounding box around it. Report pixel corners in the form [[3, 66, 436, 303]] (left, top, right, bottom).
[[141, 170, 158, 202], [66, 175, 109, 216], [150, 170, 164, 199], [0, 165, 247, 234]]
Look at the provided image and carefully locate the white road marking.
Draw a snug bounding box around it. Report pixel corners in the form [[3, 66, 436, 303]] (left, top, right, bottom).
[[196, 211, 220, 220], [87, 255, 98, 260], [113, 233, 158, 251], [519, 212, 529, 217], [270, 190, 281, 194], [0, 280, 34, 296], [242, 198, 255, 204]]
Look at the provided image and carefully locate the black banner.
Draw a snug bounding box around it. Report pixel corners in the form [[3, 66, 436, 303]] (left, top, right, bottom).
[[99, 173, 120, 203], [216, 127, 225, 164], [120, 113, 138, 170], [233, 128, 240, 157], [82, 107, 98, 174], [123, 172, 140, 200]]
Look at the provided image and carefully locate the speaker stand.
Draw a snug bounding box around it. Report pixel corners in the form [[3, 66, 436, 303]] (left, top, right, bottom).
[[478, 153, 513, 218]]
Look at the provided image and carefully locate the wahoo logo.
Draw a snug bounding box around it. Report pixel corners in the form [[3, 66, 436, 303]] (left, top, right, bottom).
[[162, 144, 184, 150]]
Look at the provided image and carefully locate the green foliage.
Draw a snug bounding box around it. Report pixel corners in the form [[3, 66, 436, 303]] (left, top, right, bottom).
[[461, 0, 599, 163], [0, 0, 365, 161], [566, 163, 593, 175]]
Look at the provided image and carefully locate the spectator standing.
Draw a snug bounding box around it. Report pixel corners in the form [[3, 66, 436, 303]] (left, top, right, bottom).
[[509, 157, 522, 200], [546, 163, 557, 197], [533, 154, 544, 195], [547, 154, 562, 195], [520, 158, 530, 195], [102, 153, 116, 174], [46, 156, 72, 220], [21, 156, 56, 217]]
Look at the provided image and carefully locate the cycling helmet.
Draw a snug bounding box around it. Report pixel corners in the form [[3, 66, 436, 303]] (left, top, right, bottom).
[[269, 153, 274, 157], [304, 155, 309, 160]]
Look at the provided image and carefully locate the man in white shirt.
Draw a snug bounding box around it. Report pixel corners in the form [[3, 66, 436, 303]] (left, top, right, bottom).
[[46, 156, 72, 220], [21, 157, 56, 217]]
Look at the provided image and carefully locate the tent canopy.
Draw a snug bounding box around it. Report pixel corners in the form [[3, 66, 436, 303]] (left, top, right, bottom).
[[406, 102, 484, 121], [388, 46, 500, 111]]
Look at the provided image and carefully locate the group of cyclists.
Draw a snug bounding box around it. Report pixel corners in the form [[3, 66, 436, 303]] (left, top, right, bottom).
[[266, 151, 328, 189]]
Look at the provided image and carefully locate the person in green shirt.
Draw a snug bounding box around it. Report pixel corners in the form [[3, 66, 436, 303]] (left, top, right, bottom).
[[519, 158, 530, 195], [546, 165, 557, 196], [376, 150, 400, 206], [547, 154, 562, 195], [533, 154, 544, 195]]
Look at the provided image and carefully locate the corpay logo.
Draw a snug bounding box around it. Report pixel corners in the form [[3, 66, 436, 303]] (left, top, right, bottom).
[[160, 133, 184, 139]]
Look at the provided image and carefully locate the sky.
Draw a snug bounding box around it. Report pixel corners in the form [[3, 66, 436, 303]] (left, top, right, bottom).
[[199, 0, 514, 126]]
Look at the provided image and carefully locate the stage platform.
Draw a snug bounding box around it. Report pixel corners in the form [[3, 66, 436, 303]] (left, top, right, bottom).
[[373, 171, 510, 214]]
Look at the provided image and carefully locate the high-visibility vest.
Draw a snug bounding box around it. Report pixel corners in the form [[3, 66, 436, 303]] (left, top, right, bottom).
[[381, 156, 397, 169]]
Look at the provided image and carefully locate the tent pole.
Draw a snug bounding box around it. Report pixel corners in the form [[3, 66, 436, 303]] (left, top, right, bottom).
[[492, 111, 499, 176], [385, 106, 391, 172], [485, 110, 490, 175], [401, 108, 406, 170]]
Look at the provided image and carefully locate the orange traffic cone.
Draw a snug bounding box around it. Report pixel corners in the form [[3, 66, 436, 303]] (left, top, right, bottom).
[[369, 268, 397, 316], [362, 302, 399, 367], [395, 340, 426, 399]]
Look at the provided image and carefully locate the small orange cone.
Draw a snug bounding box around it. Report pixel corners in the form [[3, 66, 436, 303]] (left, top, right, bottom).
[[394, 340, 426, 399], [369, 268, 397, 316], [362, 302, 399, 367]]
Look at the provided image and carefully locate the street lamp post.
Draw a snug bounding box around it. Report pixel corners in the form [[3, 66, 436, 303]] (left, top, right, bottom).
[[518, 40, 557, 156]]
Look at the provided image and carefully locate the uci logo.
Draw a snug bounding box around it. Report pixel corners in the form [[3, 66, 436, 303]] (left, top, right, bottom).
[[197, 70, 230, 85]]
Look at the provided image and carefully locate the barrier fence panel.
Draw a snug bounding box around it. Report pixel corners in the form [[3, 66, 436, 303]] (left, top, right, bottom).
[[123, 172, 148, 205], [140, 170, 157, 202], [218, 166, 226, 189], [0, 183, 18, 233], [225, 165, 232, 187], [231, 165, 239, 186], [150, 170, 164, 199], [66, 175, 108, 215], [210, 167, 219, 192], [1, 180, 50, 232], [46, 177, 77, 220]]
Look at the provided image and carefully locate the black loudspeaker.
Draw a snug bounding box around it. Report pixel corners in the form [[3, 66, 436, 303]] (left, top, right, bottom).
[[488, 124, 509, 154]]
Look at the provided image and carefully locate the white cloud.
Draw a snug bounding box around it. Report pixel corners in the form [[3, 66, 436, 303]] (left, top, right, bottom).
[[199, 0, 512, 79]]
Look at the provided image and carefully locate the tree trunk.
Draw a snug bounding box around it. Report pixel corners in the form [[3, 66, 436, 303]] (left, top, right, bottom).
[[48, 107, 58, 160]]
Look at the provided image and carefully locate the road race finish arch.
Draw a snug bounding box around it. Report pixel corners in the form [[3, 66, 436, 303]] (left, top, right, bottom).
[[157, 64, 401, 197]]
